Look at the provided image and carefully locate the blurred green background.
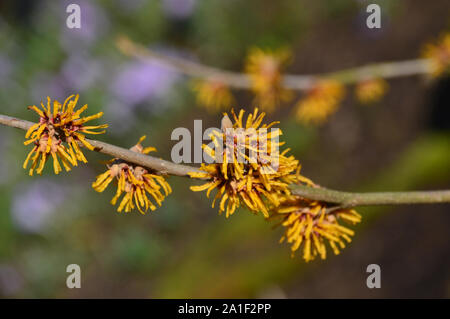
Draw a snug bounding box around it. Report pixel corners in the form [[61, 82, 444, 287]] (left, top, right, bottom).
[[0, 0, 449, 298]]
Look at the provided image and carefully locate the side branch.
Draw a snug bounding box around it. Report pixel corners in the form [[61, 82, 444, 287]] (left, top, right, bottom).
[[117, 36, 431, 90], [1, 114, 449, 206], [291, 184, 450, 207]]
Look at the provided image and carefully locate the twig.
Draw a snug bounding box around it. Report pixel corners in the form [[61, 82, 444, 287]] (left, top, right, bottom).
[[1, 114, 449, 206], [291, 184, 450, 207], [117, 36, 431, 90], [0, 114, 201, 176]]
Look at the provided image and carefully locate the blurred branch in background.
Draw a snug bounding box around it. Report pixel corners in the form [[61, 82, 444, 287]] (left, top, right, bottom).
[[1, 113, 449, 207], [116, 36, 431, 91]]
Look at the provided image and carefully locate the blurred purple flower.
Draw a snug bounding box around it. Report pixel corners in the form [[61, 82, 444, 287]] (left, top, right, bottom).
[[0, 265, 23, 296], [111, 59, 179, 105], [163, 0, 197, 19], [12, 180, 67, 234], [104, 101, 138, 134], [60, 0, 109, 48], [61, 53, 102, 91], [30, 72, 67, 102]]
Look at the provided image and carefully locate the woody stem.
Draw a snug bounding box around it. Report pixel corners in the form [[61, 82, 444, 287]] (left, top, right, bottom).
[[291, 184, 450, 207], [1, 114, 449, 207], [117, 36, 431, 90]]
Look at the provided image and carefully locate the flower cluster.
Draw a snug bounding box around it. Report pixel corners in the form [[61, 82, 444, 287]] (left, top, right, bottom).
[[23, 95, 107, 176], [192, 79, 235, 113], [355, 78, 388, 104], [189, 108, 313, 218], [423, 33, 450, 77], [188, 107, 362, 261], [295, 80, 345, 125], [92, 136, 172, 214], [273, 196, 362, 262], [245, 48, 293, 113], [19, 94, 364, 261]]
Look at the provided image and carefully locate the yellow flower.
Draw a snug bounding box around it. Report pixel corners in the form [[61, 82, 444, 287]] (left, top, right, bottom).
[[274, 196, 361, 262], [355, 78, 388, 104], [92, 136, 172, 214], [295, 80, 345, 125], [23, 95, 107, 176], [422, 33, 450, 77], [245, 48, 293, 113], [189, 108, 313, 218], [192, 79, 235, 113], [296, 80, 345, 124]]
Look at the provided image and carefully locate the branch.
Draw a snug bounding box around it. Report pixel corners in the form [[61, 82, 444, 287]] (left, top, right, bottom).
[[1, 114, 449, 207], [0, 114, 201, 177], [117, 36, 252, 88], [291, 184, 450, 207], [117, 36, 431, 90]]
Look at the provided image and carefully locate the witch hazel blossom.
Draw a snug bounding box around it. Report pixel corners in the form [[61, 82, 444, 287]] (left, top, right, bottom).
[[189, 108, 313, 218], [170, 117, 283, 171], [245, 48, 293, 113], [275, 197, 362, 262], [92, 136, 172, 214], [23, 94, 107, 175]]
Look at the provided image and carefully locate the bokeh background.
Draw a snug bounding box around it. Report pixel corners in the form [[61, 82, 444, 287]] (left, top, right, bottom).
[[0, 0, 449, 298]]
